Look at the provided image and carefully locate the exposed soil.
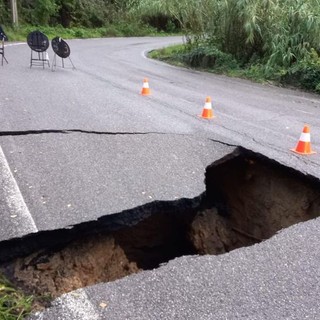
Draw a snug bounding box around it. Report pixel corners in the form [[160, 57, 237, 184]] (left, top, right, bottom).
[[204, 150, 320, 245], [12, 234, 139, 299], [2, 148, 320, 306], [189, 151, 320, 256], [7, 212, 196, 301]]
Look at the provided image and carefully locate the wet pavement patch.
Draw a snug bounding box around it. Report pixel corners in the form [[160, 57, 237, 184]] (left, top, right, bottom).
[[1, 147, 320, 308]]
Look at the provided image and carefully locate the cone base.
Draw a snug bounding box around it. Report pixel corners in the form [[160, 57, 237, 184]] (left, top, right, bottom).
[[141, 91, 151, 96], [290, 148, 316, 155], [198, 114, 215, 119]]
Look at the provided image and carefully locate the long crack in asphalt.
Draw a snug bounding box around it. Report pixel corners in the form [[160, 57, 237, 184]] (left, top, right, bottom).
[[0, 129, 240, 148]]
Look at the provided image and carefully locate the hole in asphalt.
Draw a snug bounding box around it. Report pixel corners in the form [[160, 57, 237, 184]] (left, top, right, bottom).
[[1, 147, 320, 308]]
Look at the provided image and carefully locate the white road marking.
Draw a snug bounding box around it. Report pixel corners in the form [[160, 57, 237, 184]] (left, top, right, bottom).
[[296, 109, 314, 115], [0, 145, 38, 234], [4, 42, 26, 47]]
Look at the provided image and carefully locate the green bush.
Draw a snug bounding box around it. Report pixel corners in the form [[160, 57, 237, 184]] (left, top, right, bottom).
[[0, 0, 10, 24], [281, 49, 320, 92], [180, 45, 239, 71], [19, 0, 59, 25], [141, 13, 179, 32], [116, 21, 157, 37], [101, 25, 122, 37]]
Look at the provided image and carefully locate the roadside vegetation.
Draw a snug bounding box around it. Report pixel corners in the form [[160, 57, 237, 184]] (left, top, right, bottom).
[[139, 0, 320, 93], [0, 273, 33, 319], [1, 0, 320, 92], [0, 0, 179, 41]]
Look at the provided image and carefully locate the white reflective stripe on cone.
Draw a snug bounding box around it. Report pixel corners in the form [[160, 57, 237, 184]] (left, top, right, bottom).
[[204, 102, 212, 109], [299, 132, 311, 142]]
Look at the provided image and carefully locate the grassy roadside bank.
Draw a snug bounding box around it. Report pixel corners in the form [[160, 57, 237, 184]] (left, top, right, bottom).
[[0, 273, 34, 320], [149, 44, 320, 93], [149, 45, 268, 82]]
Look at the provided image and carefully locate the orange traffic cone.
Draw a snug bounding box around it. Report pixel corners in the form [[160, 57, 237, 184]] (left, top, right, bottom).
[[141, 78, 151, 96], [199, 96, 215, 119], [291, 125, 316, 155]]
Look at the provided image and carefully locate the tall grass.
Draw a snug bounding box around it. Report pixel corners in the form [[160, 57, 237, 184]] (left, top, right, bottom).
[[135, 0, 320, 67], [137, 0, 320, 91], [0, 274, 33, 320], [132, 0, 213, 40]]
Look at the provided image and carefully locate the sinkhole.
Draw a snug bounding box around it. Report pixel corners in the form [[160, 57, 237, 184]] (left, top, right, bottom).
[[1, 147, 320, 309]]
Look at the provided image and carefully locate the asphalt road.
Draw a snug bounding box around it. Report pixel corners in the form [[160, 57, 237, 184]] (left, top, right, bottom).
[[1, 36, 320, 319], [1, 37, 320, 240]]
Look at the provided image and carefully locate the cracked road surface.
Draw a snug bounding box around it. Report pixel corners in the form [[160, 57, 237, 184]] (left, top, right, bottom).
[[29, 217, 320, 320], [0, 133, 233, 236], [1, 37, 320, 319], [1, 37, 320, 239]]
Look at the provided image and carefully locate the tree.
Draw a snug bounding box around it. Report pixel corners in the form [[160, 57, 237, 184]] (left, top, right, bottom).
[[10, 0, 18, 26]]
